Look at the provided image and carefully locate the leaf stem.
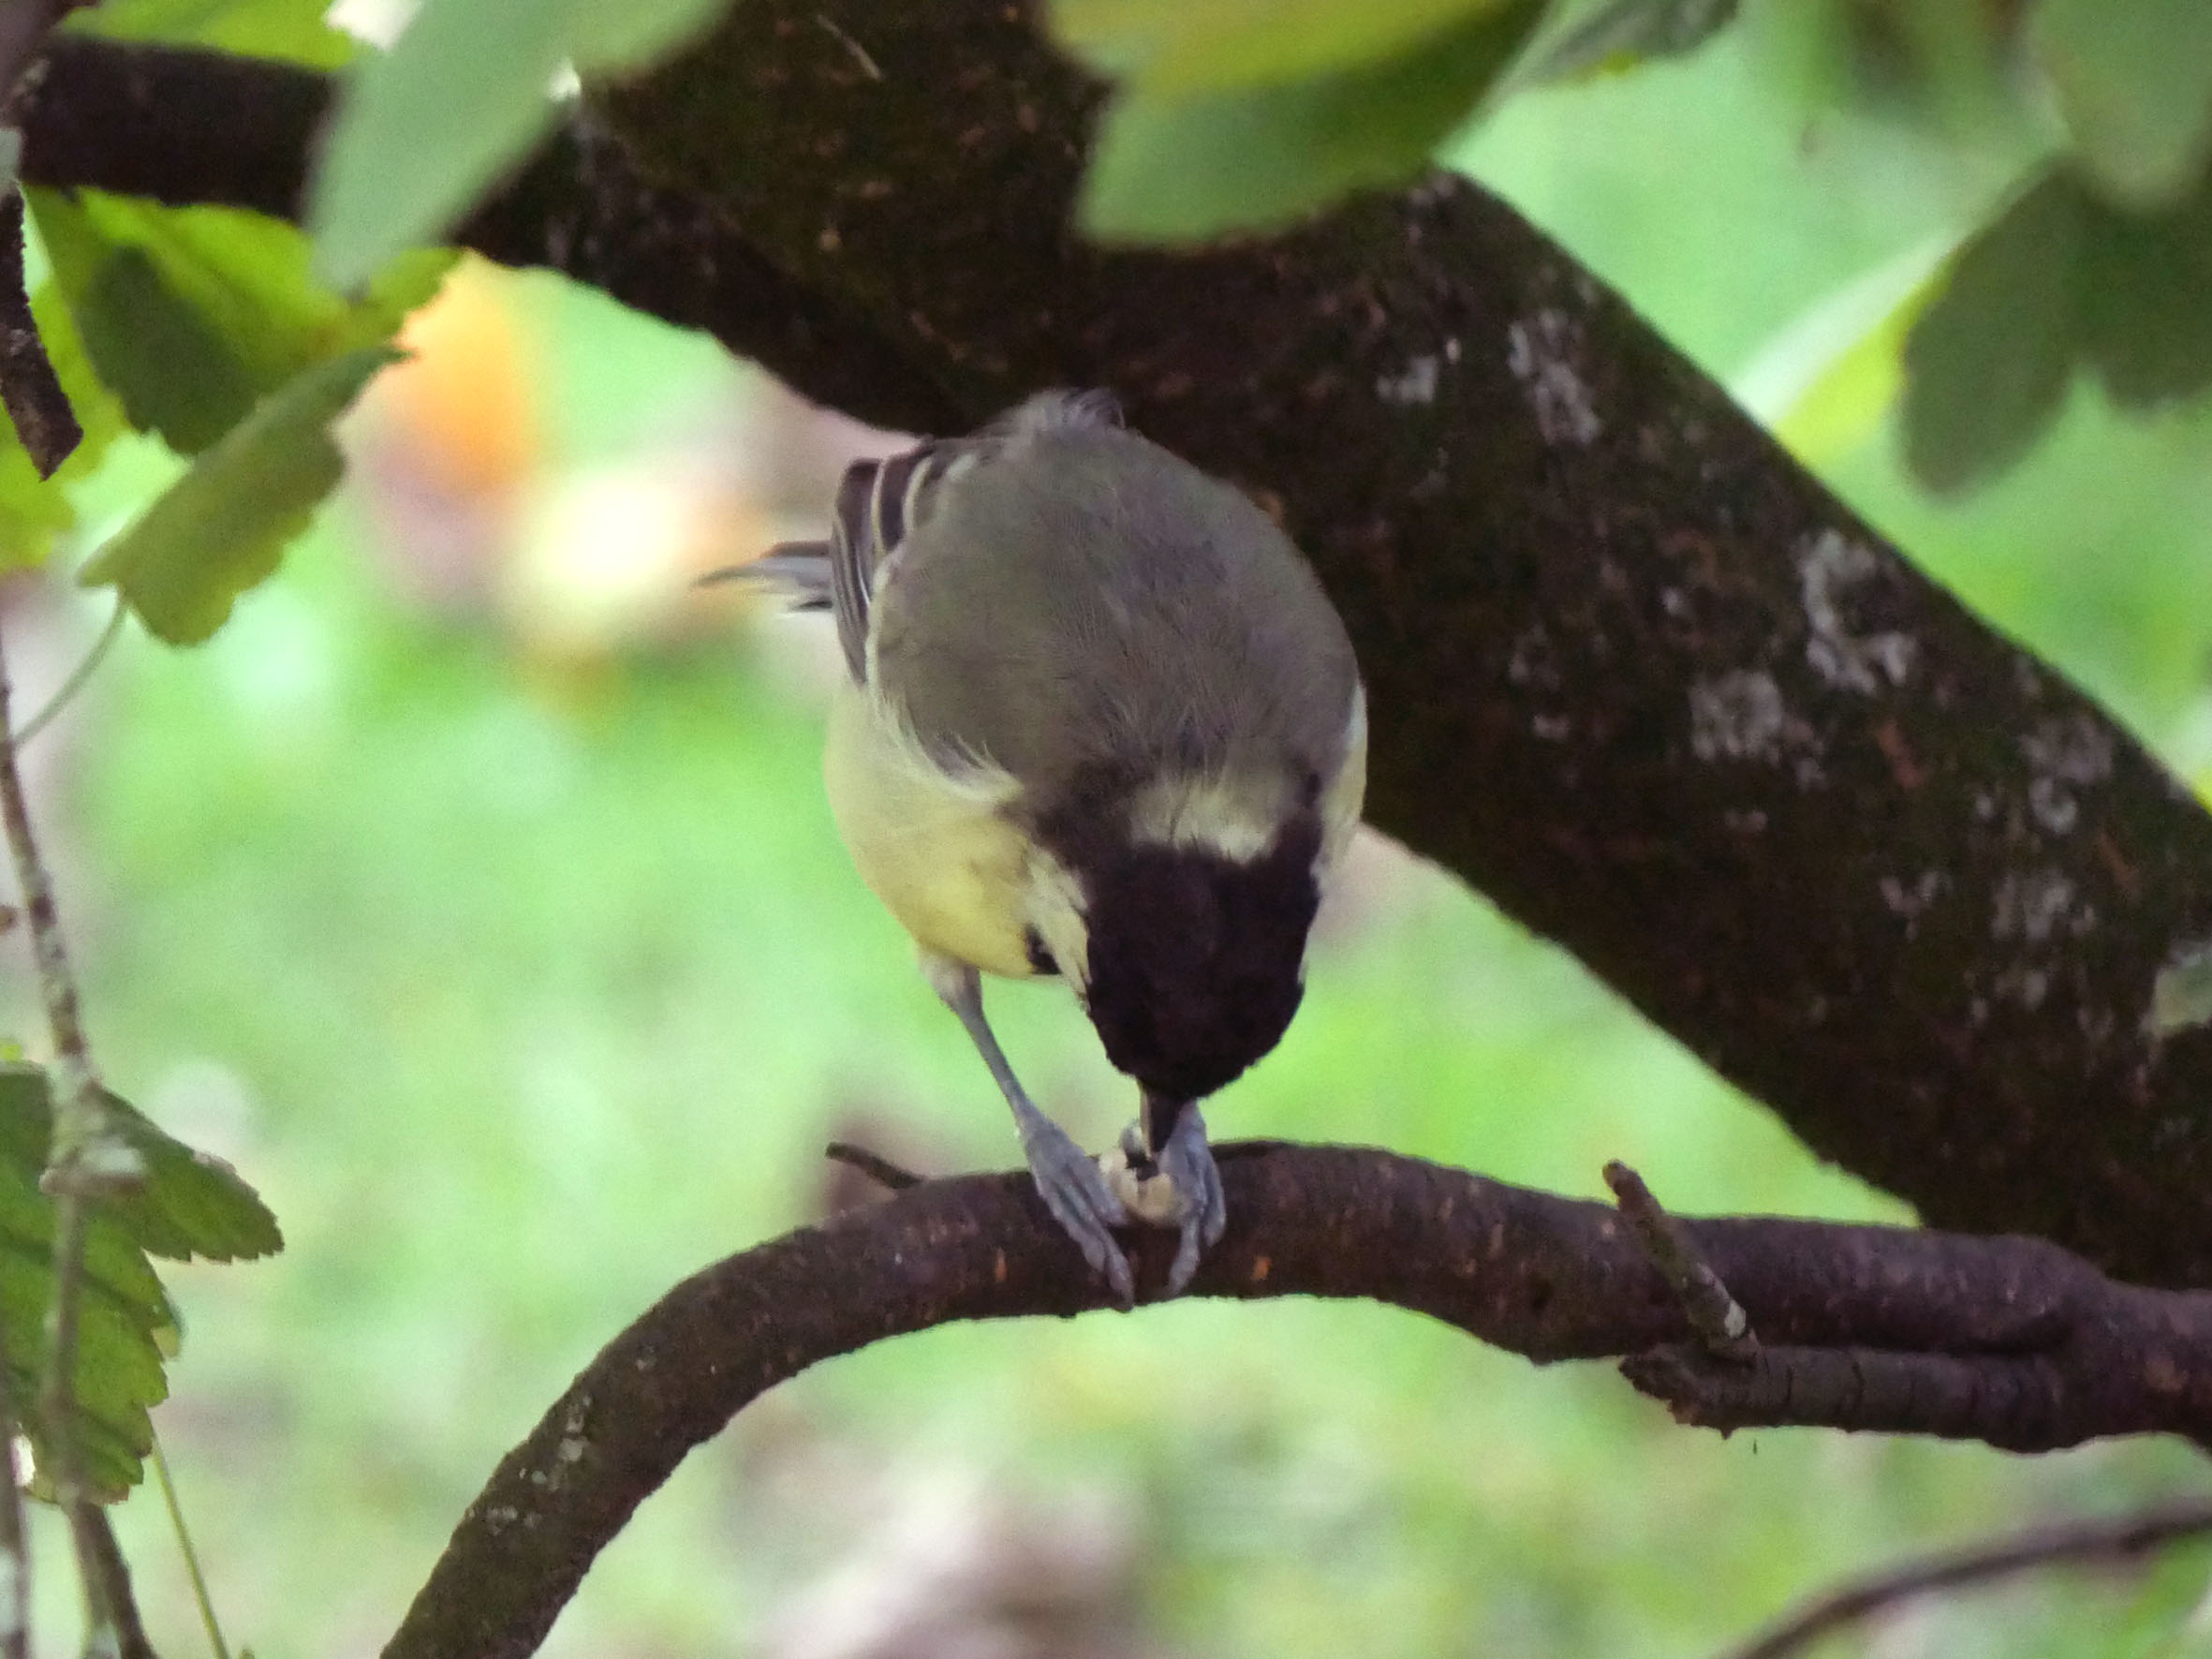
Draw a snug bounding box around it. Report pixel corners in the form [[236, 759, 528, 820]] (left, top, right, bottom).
[[151, 1437, 227, 1659], [14, 600, 125, 752]]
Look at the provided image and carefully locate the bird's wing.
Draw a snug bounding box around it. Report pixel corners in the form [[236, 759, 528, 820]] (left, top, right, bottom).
[[825, 393, 1122, 685]]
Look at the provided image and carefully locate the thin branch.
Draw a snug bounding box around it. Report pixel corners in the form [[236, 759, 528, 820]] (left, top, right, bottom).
[[822, 1140, 922, 1192], [65, 1504, 153, 1659], [0, 1, 91, 117], [1722, 1500, 2212, 1659], [0, 186, 81, 479], [0, 632, 95, 1430], [0, 630, 149, 1656], [383, 1144, 2212, 1659], [14, 599, 126, 752], [0, 1316, 29, 1659], [1605, 1161, 1757, 1360]]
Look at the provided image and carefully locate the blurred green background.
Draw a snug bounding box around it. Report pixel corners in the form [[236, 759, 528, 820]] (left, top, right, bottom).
[[7, 19, 2212, 1659]]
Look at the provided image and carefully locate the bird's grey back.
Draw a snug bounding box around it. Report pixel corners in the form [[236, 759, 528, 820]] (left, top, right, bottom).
[[869, 419, 1360, 809]]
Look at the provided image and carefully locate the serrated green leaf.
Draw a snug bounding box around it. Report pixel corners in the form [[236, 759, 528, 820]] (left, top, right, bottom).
[[1529, 0, 1740, 83], [65, 0, 357, 67], [1080, 0, 1543, 243], [29, 188, 451, 456], [308, 0, 725, 290], [1052, 0, 1506, 94], [1902, 171, 2087, 494], [2030, 0, 2212, 211], [0, 1065, 281, 1498], [80, 244, 263, 454], [79, 347, 399, 644]]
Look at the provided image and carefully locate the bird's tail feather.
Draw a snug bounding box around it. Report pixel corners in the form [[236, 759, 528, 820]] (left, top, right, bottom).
[[698, 542, 833, 610]]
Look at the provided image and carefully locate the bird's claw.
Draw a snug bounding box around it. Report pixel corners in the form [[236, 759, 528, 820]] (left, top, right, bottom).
[[1099, 1109, 1225, 1298], [1156, 1108, 1226, 1296], [1019, 1116, 1136, 1305]]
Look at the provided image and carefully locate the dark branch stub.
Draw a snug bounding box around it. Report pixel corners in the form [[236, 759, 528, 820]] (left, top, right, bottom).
[[0, 188, 81, 478], [822, 1139, 922, 1192], [1605, 1159, 1757, 1361], [383, 1144, 2212, 1659]]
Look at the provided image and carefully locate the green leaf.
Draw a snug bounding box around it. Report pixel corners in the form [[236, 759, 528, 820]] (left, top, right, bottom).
[[1902, 172, 2087, 494], [78, 346, 399, 644], [1079, 0, 1544, 243], [1902, 161, 2212, 490], [0, 1064, 281, 1498], [2031, 0, 2212, 211], [1052, 0, 1508, 93], [1530, 0, 1740, 82], [64, 0, 356, 67], [29, 189, 451, 457], [308, 0, 727, 290], [0, 437, 77, 570], [2077, 164, 2212, 407]]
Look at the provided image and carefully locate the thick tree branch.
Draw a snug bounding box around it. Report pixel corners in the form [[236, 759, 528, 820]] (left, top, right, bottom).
[[11, 36, 959, 436], [22, 26, 2212, 1290], [384, 1142, 2212, 1659]]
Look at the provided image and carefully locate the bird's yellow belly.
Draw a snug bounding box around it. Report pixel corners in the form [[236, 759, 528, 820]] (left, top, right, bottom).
[[824, 681, 1038, 979]]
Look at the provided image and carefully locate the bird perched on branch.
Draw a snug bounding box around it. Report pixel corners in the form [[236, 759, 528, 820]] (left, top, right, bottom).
[[721, 392, 1365, 1300]]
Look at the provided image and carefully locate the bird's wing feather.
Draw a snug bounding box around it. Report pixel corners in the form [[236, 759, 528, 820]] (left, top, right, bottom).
[[823, 392, 1121, 686]]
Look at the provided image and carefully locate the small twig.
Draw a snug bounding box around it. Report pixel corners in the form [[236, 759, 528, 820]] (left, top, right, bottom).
[[152, 1435, 229, 1659], [0, 627, 143, 1643], [823, 1141, 921, 1192], [1604, 1161, 1757, 1360], [14, 598, 125, 751], [0, 2, 88, 119], [813, 13, 882, 81], [1721, 1500, 2212, 1659], [0, 186, 81, 479], [66, 1503, 155, 1659], [0, 1315, 30, 1659]]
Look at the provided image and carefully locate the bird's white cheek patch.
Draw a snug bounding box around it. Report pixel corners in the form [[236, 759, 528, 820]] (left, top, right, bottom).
[[1127, 772, 1288, 862], [1321, 685, 1368, 867]]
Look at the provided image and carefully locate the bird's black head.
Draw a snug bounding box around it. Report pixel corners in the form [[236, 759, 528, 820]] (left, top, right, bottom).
[[1071, 818, 1323, 1104]]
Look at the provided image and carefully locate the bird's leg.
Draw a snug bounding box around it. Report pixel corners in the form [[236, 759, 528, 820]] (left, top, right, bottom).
[[923, 953, 1134, 1304], [1141, 1092, 1227, 1298]]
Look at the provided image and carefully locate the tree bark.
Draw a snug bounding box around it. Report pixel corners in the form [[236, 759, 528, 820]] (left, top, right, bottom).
[[20, 18, 2212, 1285]]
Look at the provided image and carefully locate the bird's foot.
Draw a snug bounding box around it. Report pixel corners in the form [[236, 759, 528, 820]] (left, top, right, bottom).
[[1018, 1113, 1136, 1305], [1101, 1109, 1225, 1297]]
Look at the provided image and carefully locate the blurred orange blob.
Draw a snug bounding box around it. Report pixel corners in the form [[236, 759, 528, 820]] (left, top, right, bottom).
[[379, 259, 540, 502]]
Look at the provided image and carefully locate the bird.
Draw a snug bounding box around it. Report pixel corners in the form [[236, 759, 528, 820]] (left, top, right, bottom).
[[722, 391, 1365, 1301]]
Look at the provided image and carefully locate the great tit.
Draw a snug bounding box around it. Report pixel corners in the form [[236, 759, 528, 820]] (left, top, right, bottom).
[[730, 392, 1365, 1301]]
